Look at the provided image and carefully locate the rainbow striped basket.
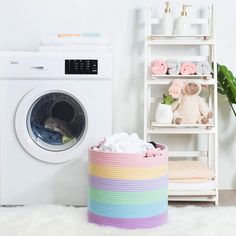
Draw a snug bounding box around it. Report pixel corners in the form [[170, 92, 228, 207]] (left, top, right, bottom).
[[87, 143, 168, 229]]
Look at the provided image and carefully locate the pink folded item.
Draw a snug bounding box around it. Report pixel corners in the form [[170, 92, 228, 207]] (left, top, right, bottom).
[[151, 60, 168, 75], [180, 62, 197, 75]]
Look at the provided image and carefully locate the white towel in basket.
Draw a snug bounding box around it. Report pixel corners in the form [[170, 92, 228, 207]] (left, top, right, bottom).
[[98, 133, 155, 153]]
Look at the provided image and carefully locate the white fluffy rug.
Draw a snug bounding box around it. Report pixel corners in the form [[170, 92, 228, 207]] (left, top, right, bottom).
[[0, 206, 235, 236]]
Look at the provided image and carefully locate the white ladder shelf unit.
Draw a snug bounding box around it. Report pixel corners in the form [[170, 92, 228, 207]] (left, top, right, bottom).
[[144, 5, 218, 204]]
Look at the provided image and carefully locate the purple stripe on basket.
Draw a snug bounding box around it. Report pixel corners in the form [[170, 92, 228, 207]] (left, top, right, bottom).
[[89, 175, 168, 192], [88, 211, 168, 229]]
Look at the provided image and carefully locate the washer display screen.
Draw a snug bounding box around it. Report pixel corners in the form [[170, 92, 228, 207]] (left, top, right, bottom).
[[27, 92, 87, 151], [65, 59, 98, 74]]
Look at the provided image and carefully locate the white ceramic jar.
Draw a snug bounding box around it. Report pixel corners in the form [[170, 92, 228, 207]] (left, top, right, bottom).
[[160, 2, 174, 35], [161, 13, 174, 35]]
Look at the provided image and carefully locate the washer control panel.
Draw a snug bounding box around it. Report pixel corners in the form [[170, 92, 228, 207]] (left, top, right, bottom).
[[65, 59, 98, 74]]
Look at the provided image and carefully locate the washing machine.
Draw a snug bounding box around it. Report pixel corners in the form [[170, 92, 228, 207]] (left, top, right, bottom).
[[0, 51, 112, 205]]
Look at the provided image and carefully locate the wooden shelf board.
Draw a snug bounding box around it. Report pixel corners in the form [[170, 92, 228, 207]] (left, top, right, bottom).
[[168, 190, 216, 196], [169, 151, 208, 158], [146, 127, 216, 134], [151, 18, 209, 25], [146, 78, 215, 85], [151, 35, 211, 39], [147, 39, 214, 45], [168, 196, 216, 202], [150, 74, 213, 78], [151, 121, 214, 128]]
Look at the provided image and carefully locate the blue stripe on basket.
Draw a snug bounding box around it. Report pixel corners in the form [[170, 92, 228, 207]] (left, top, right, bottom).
[[88, 200, 168, 219]]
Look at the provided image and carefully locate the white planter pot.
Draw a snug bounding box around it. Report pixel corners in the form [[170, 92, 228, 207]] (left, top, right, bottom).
[[155, 103, 173, 124]]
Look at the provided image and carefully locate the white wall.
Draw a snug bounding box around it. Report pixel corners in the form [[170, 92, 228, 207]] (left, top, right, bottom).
[[0, 0, 235, 189]]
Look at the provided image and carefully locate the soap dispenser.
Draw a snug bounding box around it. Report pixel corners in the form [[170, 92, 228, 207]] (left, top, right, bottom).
[[160, 2, 174, 35], [175, 5, 191, 35]]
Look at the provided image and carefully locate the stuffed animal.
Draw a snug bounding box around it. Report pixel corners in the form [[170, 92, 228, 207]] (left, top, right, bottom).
[[170, 81, 213, 124]]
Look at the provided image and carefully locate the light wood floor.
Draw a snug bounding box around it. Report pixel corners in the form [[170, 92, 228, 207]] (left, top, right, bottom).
[[170, 190, 236, 207], [219, 190, 236, 206]]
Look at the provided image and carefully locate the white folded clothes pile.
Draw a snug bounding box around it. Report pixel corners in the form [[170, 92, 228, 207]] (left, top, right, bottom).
[[39, 34, 110, 51]]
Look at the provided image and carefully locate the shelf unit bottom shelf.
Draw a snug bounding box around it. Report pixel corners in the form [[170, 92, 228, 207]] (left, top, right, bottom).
[[168, 160, 217, 203], [168, 190, 216, 196], [169, 180, 217, 202], [168, 193, 217, 202]]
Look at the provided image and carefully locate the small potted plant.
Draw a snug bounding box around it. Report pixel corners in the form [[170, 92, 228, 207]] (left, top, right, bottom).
[[155, 94, 175, 124], [155, 80, 182, 124]]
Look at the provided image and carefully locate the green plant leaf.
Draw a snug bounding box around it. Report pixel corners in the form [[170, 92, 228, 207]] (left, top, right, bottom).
[[217, 64, 236, 114], [161, 94, 175, 105]]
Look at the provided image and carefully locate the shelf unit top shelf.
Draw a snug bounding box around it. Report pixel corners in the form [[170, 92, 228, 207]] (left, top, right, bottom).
[[147, 39, 214, 46], [150, 35, 212, 40], [150, 18, 209, 25]]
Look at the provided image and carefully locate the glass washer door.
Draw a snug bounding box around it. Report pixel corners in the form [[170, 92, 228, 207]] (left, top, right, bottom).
[[15, 84, 93, 164], [27, 92, 86, 152]]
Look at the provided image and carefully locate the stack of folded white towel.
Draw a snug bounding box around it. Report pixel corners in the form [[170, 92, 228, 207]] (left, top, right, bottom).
[[39, 33, 110, 51]]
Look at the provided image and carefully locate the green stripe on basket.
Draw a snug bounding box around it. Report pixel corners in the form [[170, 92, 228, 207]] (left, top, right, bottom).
[[88, 187, 168, 204]]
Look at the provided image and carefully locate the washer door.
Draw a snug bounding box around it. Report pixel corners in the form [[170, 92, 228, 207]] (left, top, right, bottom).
[[15, 84, 93, 163]]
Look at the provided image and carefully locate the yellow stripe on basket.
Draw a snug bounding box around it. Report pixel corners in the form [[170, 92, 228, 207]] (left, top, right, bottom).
[[89, 163, 168, 179]]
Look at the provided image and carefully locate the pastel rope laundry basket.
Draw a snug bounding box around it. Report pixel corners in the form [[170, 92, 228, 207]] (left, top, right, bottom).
[[88, 143, 168, 229]]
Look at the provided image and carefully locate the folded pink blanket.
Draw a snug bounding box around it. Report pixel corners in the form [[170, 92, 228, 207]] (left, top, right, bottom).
[[180, 62, 197, 75], [151, 60, 168, 75]]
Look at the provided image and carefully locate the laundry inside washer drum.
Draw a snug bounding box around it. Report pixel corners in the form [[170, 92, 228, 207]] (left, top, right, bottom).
[[27, 92, 86, 151]]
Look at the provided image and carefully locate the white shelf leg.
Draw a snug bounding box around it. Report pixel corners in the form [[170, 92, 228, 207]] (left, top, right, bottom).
[[144, 5, 152, 141]]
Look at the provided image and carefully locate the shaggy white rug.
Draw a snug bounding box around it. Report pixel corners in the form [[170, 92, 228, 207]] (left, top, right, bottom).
[[0, 206, 235, 236]]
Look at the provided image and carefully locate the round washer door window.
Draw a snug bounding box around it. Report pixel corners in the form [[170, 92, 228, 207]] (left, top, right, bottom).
[[27, 92, 86, 152], [15, 84, 93, 163]]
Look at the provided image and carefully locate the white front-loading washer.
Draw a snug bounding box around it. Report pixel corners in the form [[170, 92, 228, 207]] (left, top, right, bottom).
[[0, 51, 112, 205]]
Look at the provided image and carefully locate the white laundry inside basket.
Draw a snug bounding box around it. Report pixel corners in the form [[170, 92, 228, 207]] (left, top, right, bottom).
[[98, 133, 155, 153]]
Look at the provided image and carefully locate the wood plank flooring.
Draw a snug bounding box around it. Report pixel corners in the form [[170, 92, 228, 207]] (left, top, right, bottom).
[[219, 190, 236, 206]]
